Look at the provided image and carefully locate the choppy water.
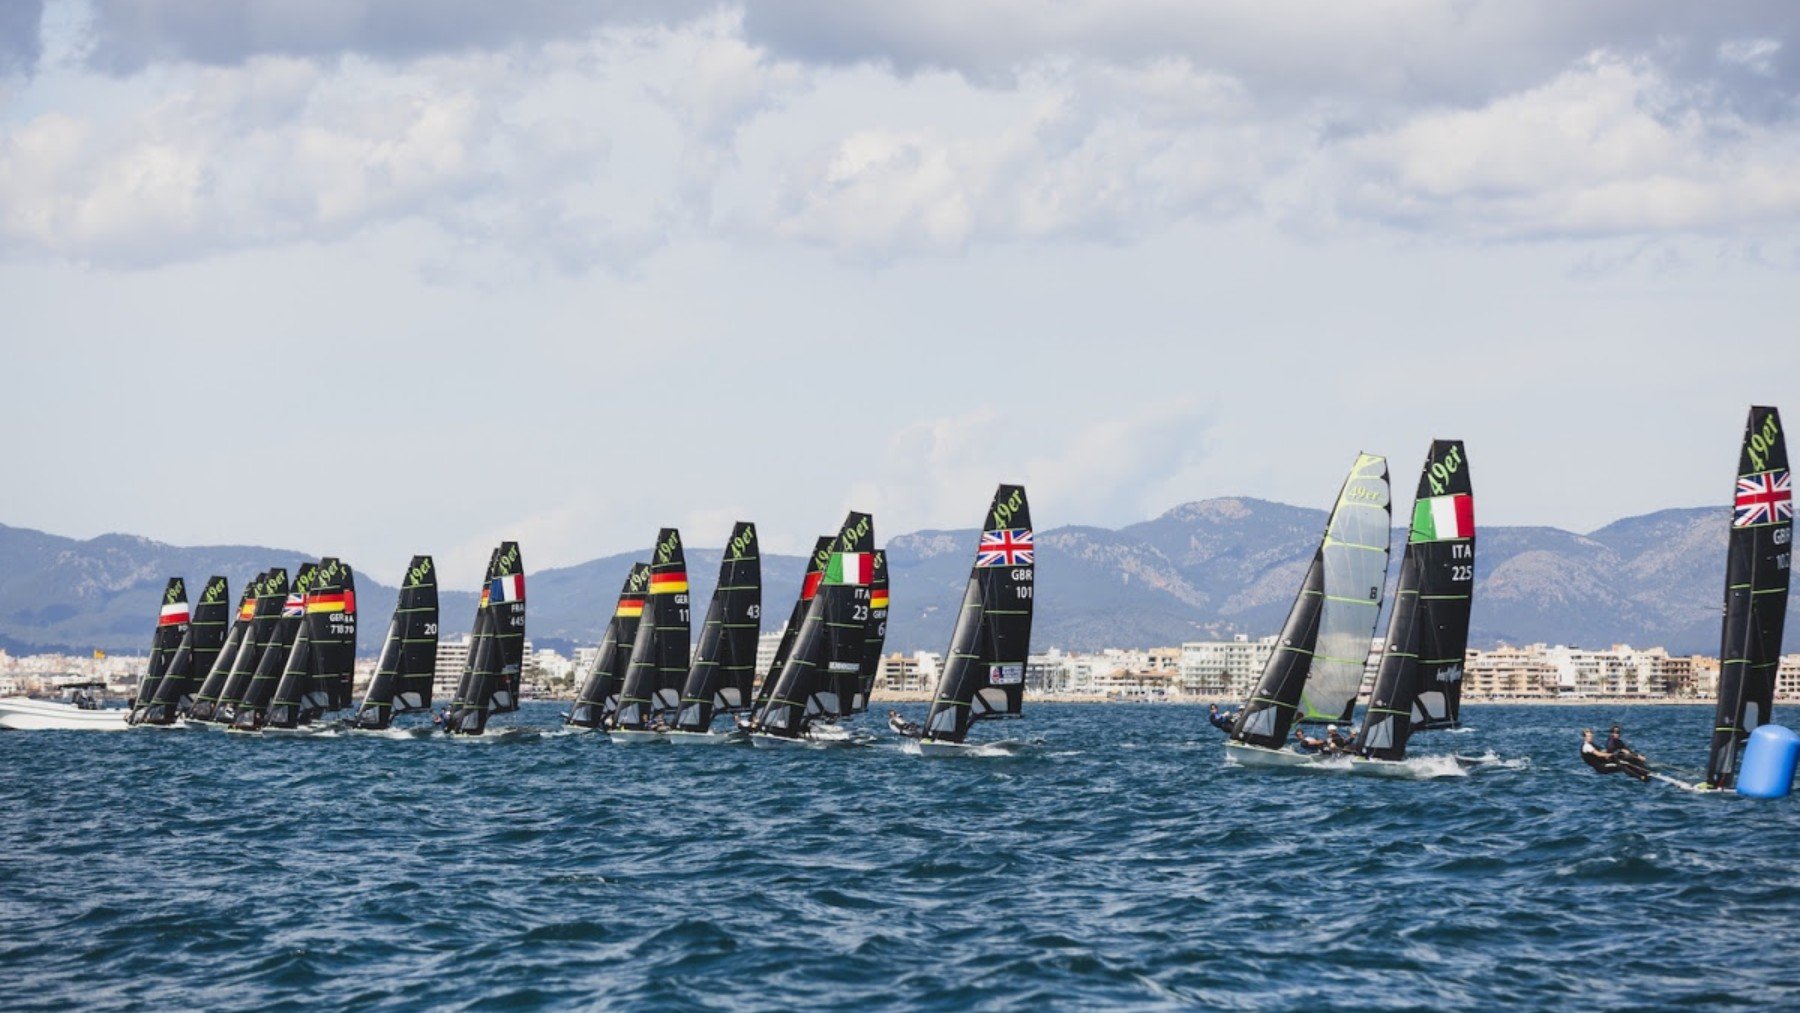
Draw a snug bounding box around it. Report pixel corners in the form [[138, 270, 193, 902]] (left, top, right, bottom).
[[4, 703, 1799, 1010]]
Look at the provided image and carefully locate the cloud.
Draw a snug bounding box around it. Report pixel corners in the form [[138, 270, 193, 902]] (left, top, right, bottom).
[[0, 1, 42, 75]]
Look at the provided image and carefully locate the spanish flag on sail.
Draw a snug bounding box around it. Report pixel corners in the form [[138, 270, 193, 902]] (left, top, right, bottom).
[[649, 571, 688, 595]]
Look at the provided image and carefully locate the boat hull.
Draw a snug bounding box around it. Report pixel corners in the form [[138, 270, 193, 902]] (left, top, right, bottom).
[[664, 729, 746, 746], [749, 732, 807, 749], [1224, 741, 1317, 768], [0, 698, 131, 731], [608, 728, 666, 745]]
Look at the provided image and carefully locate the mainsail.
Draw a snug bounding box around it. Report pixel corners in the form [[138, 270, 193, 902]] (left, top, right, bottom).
[[850, 550, 889, 715], [130, 578, 189, 719], [753, 536, 833, 715], [446, 542, 525, 735], [187, 573, 261, 722], [352, 555, 440, 730], [214, 569, 289, 723], [566, 563, 649, 729], [232, 563, 318, 730], [138, 576, 230, 725], [753, 513, 874, 739], [922, 486, 1035, 744], [266, 558, 358, 729], [1231, 454, 1391, 749], [615, 528, 692, 730], [1354, 442, 1474, 760], [1707, 406, 1792, 789], [674, 523, 762, 733]]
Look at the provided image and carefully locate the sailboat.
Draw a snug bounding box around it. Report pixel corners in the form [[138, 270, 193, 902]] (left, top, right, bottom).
[[264, 558, 359, 732], [444, 542, 526, 736], [749, 512, 874, 748], [565, 563, 649, 730], [914, 486, 1035, 756], [668, 523, 762, 744], [229, 563, 319, 731], [211, 569, 289, 726], [611, 528, 692, 743], [750, 535, 833, 718], [127, 578, 190, 723], [1696, 407, 1793, 791], [1226, 453, 1391, 768], [1349, 441, 1475, 770], [186, 574, 262, 723], [134, 576, 231, 727], [350, 555, 440, 731], [849, 550, 889, 716]]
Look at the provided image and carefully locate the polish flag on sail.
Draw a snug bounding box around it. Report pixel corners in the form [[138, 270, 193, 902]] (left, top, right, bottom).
[[158, 602, 190, 626]]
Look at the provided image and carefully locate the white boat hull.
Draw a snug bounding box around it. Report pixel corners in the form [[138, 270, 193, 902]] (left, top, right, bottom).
[[749, 732, 807, 749], [914, 738, 1032, 757], [608, 728, 666, 745], [0, 698, 131, 731], [663, 729, 746, 746], [1224, 741, 1317, 768]]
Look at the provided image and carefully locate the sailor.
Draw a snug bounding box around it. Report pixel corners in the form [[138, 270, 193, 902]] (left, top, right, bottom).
[[1208, 704, 1237, 733], [1293, 726, 1327, 754], [1604, 724, 1643, 762], [1581, 728, 1648, 781], [1325, 724, 1354, 754], [887, 709, 922, 739]]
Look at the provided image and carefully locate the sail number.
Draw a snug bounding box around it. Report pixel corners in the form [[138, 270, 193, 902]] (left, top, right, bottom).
[[852, 606, 869, 621], [1016, 585, 1033, 599], [423, 623, 439, 636], [1451, 565, 1473, 582]]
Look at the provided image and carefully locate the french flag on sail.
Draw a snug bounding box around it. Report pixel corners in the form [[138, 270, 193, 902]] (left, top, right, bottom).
[[490, 572, 526, 603]]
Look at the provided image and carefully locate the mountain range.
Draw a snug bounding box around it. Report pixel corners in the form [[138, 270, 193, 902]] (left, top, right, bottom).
[[0, 498, 1784, 660]]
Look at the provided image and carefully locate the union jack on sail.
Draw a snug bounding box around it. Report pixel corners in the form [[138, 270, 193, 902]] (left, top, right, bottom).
[[1734, 469, 1792, 527], [976, 528, 1034, 567]]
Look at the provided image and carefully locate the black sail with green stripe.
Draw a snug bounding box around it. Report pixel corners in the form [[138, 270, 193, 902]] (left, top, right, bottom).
[[675, 523, 762, 732], [267, 558, 358, 728], [1354, 441, 1474, 760], [233, 563, 317, 730], [131, 578, 189, 720], [187, 573, 261, 722], [616, 529, 691, 730], [488, 542, 527, 715], [922, 486, 1034, 744], [353, 555, 440, 730], [1230, 454, 1391, 750], [216, 569, 289, 723], [753, 536, 832, 714], [852, 550, 889, 714], [566, 563, 649, 729], [140, 576, 230, 725], [754, 513, 874, 738], [1707, 406, 1792, 789]]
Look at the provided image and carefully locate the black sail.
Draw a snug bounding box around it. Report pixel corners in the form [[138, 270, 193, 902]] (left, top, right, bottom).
[[131, 578, 189, 719], [266, 558, 358, 728], [1707, 407, 1793, 788], [216, 569, 289, 723], [566, 563, 649, 729], [233, 564, 317, 730], [675, 523, 762, 732], [448, 548, 500, 723], [140, 576, 230, 725], [1230, 454, 1391, 750], [753, 536, 833, 714], [447, 547, 506, 735], [754, 512, 874, 739], [353, 555, 440, 730], [489, 542, 527, 714], [851, 550, 889, 715], [1355, 441, 1475, 760], [188, 573, 261, 722], [615, 529, 692, 730], [922, 486, 1035, 744]]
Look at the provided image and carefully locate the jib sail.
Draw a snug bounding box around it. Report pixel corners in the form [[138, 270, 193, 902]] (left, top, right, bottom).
[[1354, 442, 1474, 760], [566, 563, 649, 729], [1707, 407, 1792, 788], [922, 486, 1035, 744], [675, 523, 762, 732], [1231, 454, 1391, 750], [616, 529, 692, 730], [352, 555, 440, 730]]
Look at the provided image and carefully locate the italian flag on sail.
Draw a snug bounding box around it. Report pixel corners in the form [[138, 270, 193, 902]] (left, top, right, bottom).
[[825, 552, 873, 585], [1412, 493, 1474, 541]]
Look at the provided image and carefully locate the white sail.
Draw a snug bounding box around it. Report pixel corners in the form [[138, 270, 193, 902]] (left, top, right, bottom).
[[1297, 452, 1392, 722]]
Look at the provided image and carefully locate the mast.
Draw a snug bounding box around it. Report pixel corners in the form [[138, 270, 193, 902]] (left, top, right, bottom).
[[266, 558, 357, 729], [187, 573, 260, 722], [352, 555, 440, 730], [232, 563, 317, 730], [753, 512, 874, 739], [753, 536, 833, 714], [1354, 441, 1474, 760], [922, 486, 1034, 744], [566, 563, 649, 729], [1230, 454, 1391, 749], [1707, 407, 1792, 788], [851, 550, 889, 714], [615, 529, 691, 730], [130, 578, 189, 721], [215, 569, 289, 723], [139, 576, 229, 726], [674, 523, 762, 732]]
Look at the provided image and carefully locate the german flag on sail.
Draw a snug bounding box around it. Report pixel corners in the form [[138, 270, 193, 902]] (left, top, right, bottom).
[[158, 602, 190, 626], [615, 595, 646, 617], [650, 572, 688, 595], [870, 589, 889, 610], [305, 590, 355, 614], [824, 552, 872, 586]]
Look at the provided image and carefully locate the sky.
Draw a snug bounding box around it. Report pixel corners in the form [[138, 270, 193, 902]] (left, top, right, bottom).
[[2, 1, 1798, 588]]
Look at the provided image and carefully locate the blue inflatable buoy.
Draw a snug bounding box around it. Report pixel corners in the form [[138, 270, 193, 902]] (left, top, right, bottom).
[[1736, 725, 1800, 799]]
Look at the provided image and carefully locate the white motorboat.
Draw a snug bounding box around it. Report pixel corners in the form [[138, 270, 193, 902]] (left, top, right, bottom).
[[0, 696, 131, 731]]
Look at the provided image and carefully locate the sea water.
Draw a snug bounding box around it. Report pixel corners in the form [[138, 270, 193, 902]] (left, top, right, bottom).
[[3, 703, 1797, 1009]]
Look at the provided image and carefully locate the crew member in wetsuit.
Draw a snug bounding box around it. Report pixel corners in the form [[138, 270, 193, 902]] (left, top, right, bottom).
[[1325, 724, 1355, 755], [1581, 728, 1648, 781], [1294, 726, 1327, 754], [1208, 704, 1237, 734], [888, 709, 922, 739], [1604, 724, 1647, 767]]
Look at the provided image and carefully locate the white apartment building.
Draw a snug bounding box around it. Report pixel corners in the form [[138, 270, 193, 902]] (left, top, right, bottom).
[[1178, 636, 1278, 699], [432, 635, 533, 698]]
